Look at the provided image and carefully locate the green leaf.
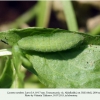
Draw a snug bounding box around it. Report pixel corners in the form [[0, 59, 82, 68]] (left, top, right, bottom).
[[0, 56, 14, 88], [0, 28, 61, 46], [0, 27, 100, 48], [0, 27, 100, 88], [26, 45, 100, 88]]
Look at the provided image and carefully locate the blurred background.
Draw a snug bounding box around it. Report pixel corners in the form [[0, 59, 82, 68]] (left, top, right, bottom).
[[0, 0, 100, 88]]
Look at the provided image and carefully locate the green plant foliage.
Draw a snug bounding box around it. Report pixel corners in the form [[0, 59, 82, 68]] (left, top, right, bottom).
[[26, 45, 100, 88], [0, 27, 100, 48], [0, 56, 14, 88], [0, 27, 100, 88], [12, 44, 25, 88]]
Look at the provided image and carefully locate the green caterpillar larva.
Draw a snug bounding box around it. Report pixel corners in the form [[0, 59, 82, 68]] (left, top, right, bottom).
[[18, 32, 84, 52]]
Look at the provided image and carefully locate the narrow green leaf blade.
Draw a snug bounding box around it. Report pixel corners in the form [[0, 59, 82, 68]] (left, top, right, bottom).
[[62, 1, 78, 31], [36, 1, 51, 27]]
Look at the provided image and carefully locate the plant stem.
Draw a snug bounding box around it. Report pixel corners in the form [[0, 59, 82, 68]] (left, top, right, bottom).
[[62, 1, 78, 31], [8, 4, 38, 29]]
